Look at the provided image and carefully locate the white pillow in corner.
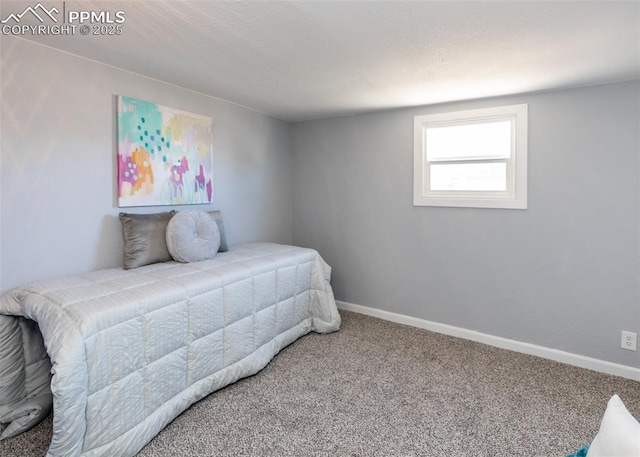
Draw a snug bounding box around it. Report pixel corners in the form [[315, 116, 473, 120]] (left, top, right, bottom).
[[166, 210, 220, 263], [586, 394, 640, 457]]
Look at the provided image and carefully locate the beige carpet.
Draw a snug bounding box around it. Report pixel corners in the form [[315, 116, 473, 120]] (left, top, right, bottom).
[[2, 310, 639, 456]]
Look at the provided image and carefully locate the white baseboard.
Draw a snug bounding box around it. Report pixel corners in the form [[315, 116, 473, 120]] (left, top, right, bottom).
[[336, 300, 640, 382]]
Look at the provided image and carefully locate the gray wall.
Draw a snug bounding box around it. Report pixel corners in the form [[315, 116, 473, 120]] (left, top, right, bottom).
[[2, 37, 638, 368], [292, 80, 640, 367], [0, 38, 293, 294]]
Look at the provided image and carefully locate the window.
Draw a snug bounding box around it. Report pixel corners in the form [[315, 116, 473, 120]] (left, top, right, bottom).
[[413, 104, 528, 209]]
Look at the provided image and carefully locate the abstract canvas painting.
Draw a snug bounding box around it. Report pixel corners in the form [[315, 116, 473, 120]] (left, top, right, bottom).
[[117, 96, 213, 207]]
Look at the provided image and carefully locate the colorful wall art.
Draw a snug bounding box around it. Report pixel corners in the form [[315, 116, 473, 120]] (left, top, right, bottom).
[[117, 96, 214, 207]]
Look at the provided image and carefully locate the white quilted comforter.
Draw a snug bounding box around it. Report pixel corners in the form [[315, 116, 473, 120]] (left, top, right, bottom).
[[0, 243, 341, 456]]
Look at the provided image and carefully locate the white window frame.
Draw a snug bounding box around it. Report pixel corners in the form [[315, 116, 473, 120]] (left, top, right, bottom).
[[413, 104, 528, 209]]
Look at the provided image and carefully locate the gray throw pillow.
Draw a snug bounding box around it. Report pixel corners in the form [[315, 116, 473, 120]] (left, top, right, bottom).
[[208, 210, 228, 252], [119, 211, 176, 269]]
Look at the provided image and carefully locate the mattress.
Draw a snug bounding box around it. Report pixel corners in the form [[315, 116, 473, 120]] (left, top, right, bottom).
[[0, 242, 341, 456]]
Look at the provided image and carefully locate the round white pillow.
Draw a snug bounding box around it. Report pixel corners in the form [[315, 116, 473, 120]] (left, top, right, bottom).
[[166, 210, 220, 263]]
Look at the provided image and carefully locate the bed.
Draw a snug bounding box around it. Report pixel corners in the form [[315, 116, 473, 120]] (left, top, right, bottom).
[[0, 239, 341, 457]]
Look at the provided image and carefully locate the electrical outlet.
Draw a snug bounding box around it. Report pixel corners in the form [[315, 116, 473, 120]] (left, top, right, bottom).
[[621, 331, 637, 351]]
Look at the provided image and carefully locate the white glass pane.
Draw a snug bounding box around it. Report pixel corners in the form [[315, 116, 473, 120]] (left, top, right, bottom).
[[426, 120, 512, 161], [430, 162, 507, 191]]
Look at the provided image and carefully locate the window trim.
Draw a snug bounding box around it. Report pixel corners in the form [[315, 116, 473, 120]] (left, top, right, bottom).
[[413, 104, 528, 209]]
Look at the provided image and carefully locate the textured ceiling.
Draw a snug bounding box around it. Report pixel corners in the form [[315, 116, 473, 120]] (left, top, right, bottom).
[[2, 1, 639, 121]]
